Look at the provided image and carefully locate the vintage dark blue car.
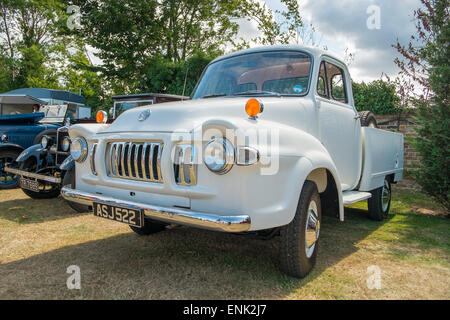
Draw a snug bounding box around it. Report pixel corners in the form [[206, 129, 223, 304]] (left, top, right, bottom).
[[3, 93, 186, 212], [0, 88, 88, 189]]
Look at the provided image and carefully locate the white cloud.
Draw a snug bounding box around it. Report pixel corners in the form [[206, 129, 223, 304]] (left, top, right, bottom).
[[300, 0, 421, 82]]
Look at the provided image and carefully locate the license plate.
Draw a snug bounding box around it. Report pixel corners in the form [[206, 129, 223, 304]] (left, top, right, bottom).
[[20, 178, 40, 192], [93, 202, 143, 228]]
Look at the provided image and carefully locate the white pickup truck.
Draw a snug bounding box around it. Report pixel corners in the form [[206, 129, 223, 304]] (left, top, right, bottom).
[[61, 45, 404, 278]]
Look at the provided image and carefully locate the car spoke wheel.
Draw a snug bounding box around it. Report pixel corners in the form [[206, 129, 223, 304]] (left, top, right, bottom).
[[0, 150, 20, 189]]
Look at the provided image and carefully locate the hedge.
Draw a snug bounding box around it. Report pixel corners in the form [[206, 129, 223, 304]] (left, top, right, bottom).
[[352, 80, 401, 115]]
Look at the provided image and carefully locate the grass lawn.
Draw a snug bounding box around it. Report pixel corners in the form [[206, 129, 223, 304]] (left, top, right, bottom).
[[0, 187, 448, 300]]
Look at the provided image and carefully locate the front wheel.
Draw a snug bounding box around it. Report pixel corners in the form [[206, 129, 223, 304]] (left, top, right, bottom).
[[368, 179, 392, 221], [19, 160, 60, 199], [280, 181, 322, 278], [0, 149, 21, 189]]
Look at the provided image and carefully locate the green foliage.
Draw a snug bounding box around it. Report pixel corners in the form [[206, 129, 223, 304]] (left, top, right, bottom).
[[0, 0, 106, 114], [352, 79, 401, 114], [64, 0, 304, 93], [395, 0, 449, 211], [139, 51, 216, 97]]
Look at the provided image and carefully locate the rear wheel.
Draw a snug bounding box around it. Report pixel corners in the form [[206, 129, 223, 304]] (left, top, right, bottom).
[[62, 168, 90, 213], [280, 181, 322, 278], [368, 178, 391, 221], [0, 149, 21, 189], [130, 217, 168, 235]]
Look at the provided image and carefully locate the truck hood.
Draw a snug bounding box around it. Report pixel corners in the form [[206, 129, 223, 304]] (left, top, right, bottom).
[[98, 97, 311, 134]]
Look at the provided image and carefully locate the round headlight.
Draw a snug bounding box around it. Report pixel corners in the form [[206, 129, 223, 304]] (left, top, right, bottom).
[[1, 134, 7, 143], [61, 136, 71, 152], [203, 138, 234, 174], [71, 137, 88, 162], [41, 135, 50, 149]]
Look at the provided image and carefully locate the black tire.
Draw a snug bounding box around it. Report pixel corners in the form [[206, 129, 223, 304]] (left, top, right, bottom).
[[22, 185, 60, 199], [18, 159, 60, 199], [33, 129, 57, 146], [130, 218, 167, 235], [368, 179, 392, 221], [280, 181, 322, 278], [62, 168, 90, 213], [359, 111, 378, 128], [0, 149, 21, 189]]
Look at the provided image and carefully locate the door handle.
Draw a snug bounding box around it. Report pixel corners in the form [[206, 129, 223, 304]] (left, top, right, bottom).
[[354, 114, 361, 120]]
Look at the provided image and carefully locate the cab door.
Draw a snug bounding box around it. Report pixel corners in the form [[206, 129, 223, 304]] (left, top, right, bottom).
[[316, 59, 362, 190]]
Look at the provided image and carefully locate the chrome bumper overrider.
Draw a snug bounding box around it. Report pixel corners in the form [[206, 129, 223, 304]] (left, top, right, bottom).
[[4, 167, 61, 184], [60, 187, 251, 233]]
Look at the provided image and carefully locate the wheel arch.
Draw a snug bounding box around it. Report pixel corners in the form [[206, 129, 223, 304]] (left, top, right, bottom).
[[0, 143, 24, 154]]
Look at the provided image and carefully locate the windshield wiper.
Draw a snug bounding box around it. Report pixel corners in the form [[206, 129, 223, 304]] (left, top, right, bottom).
[[202, 93, 227, 99], [234, 90, 281, 97]]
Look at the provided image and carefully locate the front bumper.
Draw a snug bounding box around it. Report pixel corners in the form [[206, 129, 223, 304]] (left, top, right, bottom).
[[61, 187, 251, 233], [4, 167, 61, 184]]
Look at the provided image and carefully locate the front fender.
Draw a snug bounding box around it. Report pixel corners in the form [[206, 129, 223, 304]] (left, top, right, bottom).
[[16, 144, 53, 170], [0, 143, 24, 154]]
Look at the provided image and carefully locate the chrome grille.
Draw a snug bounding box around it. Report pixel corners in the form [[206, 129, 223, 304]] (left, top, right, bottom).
[[174, 145, 197, 186], [106, 141, 163, 183]]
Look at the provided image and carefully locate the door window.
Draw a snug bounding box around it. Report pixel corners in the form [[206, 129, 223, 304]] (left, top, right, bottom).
[[317, 62, 328, 97], [326, 62, 348, 103]]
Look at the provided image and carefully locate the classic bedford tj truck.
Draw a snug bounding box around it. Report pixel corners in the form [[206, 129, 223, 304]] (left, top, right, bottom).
[[61, 45, 403, 278]]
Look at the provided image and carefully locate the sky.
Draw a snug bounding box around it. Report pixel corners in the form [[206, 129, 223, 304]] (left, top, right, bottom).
[[87, 0, 421, 83], [237, 0, 421, 82]]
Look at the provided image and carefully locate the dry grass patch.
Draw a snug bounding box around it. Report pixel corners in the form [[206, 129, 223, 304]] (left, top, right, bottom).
[[0, 189, 449, 299]]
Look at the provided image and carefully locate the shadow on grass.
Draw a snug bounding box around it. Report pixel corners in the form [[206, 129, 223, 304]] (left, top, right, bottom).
[[0, 195, 89, 224], [0, 207, 396, 299]]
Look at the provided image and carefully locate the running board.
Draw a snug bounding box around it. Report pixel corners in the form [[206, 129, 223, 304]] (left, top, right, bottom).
[[342, 191, 372, 204]]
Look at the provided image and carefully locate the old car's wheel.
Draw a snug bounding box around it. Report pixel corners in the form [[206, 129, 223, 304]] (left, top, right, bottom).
[[368, 178, 391, 221], [358, 111, 378, 128], [280, 180, 322, 278], [19, 160, 61, 199], [130, 218, 168, 235], [0, 149, 21, 189], [62, 168, 90, 213]]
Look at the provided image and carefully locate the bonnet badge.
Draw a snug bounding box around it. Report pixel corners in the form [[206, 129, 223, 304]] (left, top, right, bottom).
[[138, 109, 151, 121]]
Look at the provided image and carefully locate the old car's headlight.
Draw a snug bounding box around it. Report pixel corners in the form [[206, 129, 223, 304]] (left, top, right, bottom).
[[61, 136, 71, 152], [41, 135, 53, 149], [71, 137, 88, 162], [203, 138, 234, 174]]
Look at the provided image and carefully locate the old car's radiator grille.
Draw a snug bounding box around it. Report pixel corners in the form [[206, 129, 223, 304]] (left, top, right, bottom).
[[106, 141, 163, 183]]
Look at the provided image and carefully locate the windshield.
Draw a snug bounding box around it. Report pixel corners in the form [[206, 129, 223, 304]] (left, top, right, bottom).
[[38, 105, 68, 123], [114, 100, 154, 118], [192, 51, 312, 99]]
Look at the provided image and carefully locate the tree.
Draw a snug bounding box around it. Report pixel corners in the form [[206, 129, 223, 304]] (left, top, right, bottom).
[[394, 0, 449, 212], [63, 0, 306, 93], [0, 0, 66, 89]]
